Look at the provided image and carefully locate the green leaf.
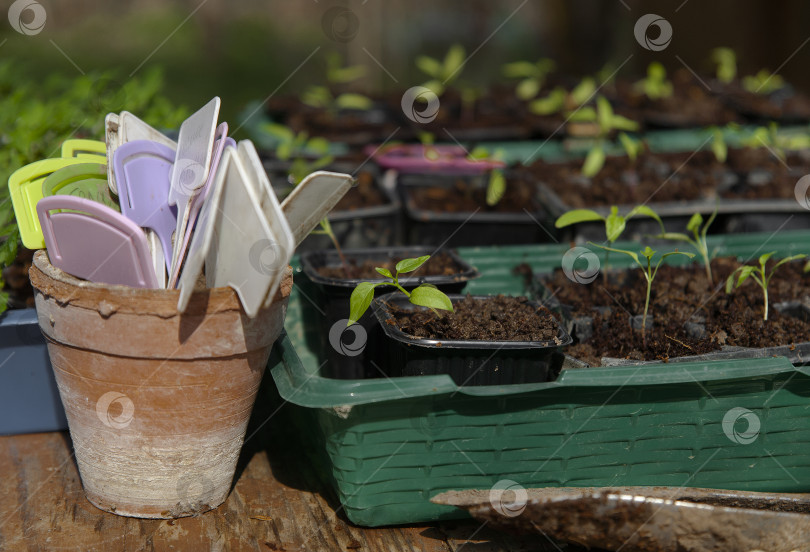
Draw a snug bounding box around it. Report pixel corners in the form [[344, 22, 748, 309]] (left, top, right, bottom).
[[604, 208, 626, 243], [711, 128, 728, 163], [502, 61, 538, 78], [771, 254, 808, 272], [570, 78, 596, 106], [409, 284, 454, 312], [610, 114, 640, 132], [566, 105, 597, 122], [641, 246, 656, 260], [416, 56, 443, 77], [395, 255, 430, 274], [555, 209, 604, 228], [486, 169, 506, 206], [516, 78, 540, 101], [375, 267, 393, 279], [658, 232, 691, 241], [443, 44, 466, 80], [686, 213, 703, 234], [306, 136, 331, 155], [727, 265, 755, 292], [582, 144, 606, 178], [711, 47, 737, 83], [468, 146, 490, 160], [334, 93, 373, 111], [660, 250, 696, 261], [528, 88, 566, 115], [626, 205, 662, 226], [596, 96, 613, 133], [421, 79, 445, 97], [618, 132, 642, 161], [348, 282, 381, 325], [329, 64, 367, 84], [759, 252, 775, 267]]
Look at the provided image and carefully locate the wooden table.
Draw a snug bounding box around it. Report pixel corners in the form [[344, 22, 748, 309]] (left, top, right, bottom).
[[0, 388, 585, 552]]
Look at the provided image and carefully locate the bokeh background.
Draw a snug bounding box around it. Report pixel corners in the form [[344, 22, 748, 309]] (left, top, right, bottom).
[[4, 0, 810, 125]]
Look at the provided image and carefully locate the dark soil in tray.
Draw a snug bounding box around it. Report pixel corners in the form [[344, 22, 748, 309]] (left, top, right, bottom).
[[722, 148, 810, 200], [332, 171, 386, 211], [528, 150, 728, 208], [316, 251, 462, 280], [611, 69, 740, 128], [717, 83, 810, 123], [409, 175, 540, 213], [540, 257, 810, 365], [389, 294, 559, 342]]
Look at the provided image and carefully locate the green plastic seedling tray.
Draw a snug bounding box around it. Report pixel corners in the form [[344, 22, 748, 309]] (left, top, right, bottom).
[[268, 230, 810, 527]]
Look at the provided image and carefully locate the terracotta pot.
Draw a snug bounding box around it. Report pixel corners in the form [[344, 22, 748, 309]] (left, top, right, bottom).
[[29, 250, 292, 518]]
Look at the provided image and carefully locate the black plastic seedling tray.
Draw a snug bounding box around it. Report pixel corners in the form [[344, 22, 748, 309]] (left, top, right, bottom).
[[371, 293, 572, 385], [299, 246, 480, 379]]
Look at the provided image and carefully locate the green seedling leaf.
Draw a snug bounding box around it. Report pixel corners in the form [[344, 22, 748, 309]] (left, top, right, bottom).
[[596, 96, 613, 133], [444, 44, 466, 79], [710, 127, 728, 163], [759, 252, 775, 267], [570, 78, 596, 106], [329, 64, 367, 84], [567, 105, 597, 122], [555, 209, 604, 228], [582, 144, 606, 177], [486, 169, 506, 206], [641, 246, 656, 260], [711, 47, 737, 83], [468, 146, 490, 161], [618, 132, 642, 161], [409, 284, 454, 312], [516, 79, 540, 101], [529, 88, 566, 115], [395, 255, 430, 274], [605, 207, 626, 243], [772, 254, 808, 272], [502, 61, 538, 78], [726, 265, 755, 293], [307, 136, 331, 155], [611, 114, 640, 132], [334, 93, 373, 111], [422, 79, 444, 97], [348, 281, 381, 325], [416, 56, 443, 77], [686, 212, 703, 234], [375, 267, 393, 279], [658, 232, 691, 241]]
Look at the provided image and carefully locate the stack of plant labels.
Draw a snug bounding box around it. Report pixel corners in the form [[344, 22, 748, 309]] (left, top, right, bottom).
[[8, 97, 354, 317]]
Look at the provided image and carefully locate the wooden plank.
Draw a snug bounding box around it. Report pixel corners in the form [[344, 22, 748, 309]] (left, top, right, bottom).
[[0, 400, 584, 552]]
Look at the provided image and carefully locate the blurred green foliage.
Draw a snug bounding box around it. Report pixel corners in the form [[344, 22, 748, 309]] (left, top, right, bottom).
[[0, 63, 188, 312]]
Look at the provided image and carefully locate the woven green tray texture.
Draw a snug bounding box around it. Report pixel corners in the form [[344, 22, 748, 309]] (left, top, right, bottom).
[[272, 230, 810, 526]]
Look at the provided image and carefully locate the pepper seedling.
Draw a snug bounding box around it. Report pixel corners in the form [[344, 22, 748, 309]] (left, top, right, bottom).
[[634, 62, 673, 101], [529, 77, 595, 116], [725, 252, 808, 321], [348, 255, 454, 325], [502, 58, 556, 101], [589, 244, 695, 340], [618, 132, 645, 163], [709, 126, 728, 163], [468, 146, 507, 206], [302, 53, 373, 115], [657, 207, 718, 285], [711, 47, 737, 84], [416, 43, 466, 97], [555, 205, 664, 282], [742, 69, 784, 95], [568, 96, 640, 177]]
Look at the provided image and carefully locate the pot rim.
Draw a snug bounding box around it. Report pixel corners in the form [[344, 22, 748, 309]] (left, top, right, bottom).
[[30, 250, 292, 318]]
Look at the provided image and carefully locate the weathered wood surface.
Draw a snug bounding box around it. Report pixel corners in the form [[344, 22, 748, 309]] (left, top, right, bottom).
[[0, 386, 582, 552]]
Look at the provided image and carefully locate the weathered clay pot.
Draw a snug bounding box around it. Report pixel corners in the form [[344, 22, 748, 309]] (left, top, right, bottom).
[[29, 250, 292, 518]]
